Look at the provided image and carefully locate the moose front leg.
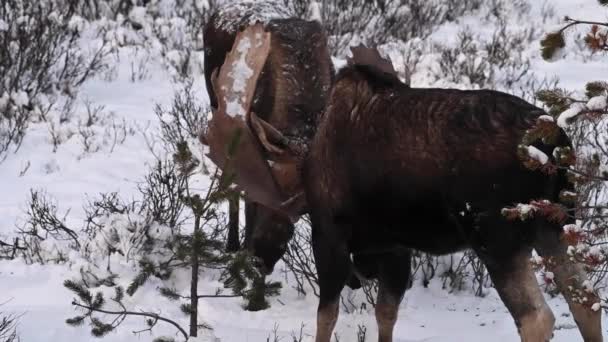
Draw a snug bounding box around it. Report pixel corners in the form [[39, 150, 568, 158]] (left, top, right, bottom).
[[534, 227, 603, 342], [375, 250, 411, 342], [312, 219, 350, 342]]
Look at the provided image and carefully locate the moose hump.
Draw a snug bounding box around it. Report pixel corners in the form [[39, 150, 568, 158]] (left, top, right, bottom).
[[347, 44, 401, 85]]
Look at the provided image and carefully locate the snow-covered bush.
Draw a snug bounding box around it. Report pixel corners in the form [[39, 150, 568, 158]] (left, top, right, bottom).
[[0, 0, 112, 162], [0, 307, 19, 342], [285, 0, 488, 56], [282, 218, 318, 297], [432, 11, 536, 91], [156, 81, 209, 156], [10, 189, 79, 264], [74, 0, 216, 81], [513, 3, 608, 309]]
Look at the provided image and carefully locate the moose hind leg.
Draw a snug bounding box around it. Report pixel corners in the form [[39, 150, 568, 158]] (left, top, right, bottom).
[[534, 227, 603, 342], [375, 250, 411, 342], [479, 249, 555, 342]]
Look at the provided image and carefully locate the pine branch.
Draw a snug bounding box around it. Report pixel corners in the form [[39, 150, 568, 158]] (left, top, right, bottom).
[[564, 16, 608, 29], [541, 16, 608, 59], [70, 301, 188, 341]]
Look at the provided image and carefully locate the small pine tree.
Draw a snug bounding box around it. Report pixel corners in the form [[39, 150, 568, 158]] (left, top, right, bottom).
[[65, 131, 282, 340]]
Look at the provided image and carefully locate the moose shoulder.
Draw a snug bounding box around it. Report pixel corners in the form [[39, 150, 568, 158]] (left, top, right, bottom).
[[203, 28, 603, 342]]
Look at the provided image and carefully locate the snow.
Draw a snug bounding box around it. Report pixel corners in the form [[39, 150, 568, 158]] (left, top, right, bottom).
[[2, 0, 608, 341], [128, 6, 148, 26], [307, 1, 323, 22], [0, 92, 9, 109], [527, 145, 549, 164], [230, 37, 253, 93], [517, 203, 537, 217], [587, 95, 607, 111], [213, 1, 293, 33], [10, 90, 29, 107], [225, 36, 254, 117], [538, 115, 554, 122], [557, 103, 584, 128]]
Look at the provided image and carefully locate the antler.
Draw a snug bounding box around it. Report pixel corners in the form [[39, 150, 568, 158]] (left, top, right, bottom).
[[202, 24, 287, 213]]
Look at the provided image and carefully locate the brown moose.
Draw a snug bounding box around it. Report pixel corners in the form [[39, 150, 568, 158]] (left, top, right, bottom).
[[202, 25, 603, 342]]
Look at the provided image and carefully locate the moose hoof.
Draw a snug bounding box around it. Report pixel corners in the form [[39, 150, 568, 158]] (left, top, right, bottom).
[[518, 306, 555, 342]]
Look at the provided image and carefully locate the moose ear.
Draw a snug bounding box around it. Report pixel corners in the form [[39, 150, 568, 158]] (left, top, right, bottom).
[[249, 112, 300, 163]]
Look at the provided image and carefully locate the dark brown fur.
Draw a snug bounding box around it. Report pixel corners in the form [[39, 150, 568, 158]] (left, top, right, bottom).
[[297, 65, 602, 341], [203, 4, 333, 272]]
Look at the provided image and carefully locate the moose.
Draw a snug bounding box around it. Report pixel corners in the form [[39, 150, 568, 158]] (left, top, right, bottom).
[[202, 25, 603, 342], [202, 1, 333, 271]]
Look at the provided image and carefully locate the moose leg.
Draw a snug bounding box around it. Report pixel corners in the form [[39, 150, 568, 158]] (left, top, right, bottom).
[[312, 220, 350, 342], [375, 250, 411, 342], [479, 249, 555, 342], [243, 201, 257, 248], [534, 227, 602, 342], [226, 192, 240, 252]]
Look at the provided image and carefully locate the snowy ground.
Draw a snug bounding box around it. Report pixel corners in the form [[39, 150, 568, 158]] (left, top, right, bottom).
[[1, 0, 608, 341]]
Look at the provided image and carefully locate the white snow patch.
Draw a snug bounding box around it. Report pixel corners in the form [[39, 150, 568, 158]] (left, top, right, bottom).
[[538, 115, 554, 122], [225, 36, 254, 117], [128, 6, 148, 26], [527, 145, 549, 164], [557, 103, 584, 128], [587, 95, 607, 111], [0, 19, 8, 31], [214, 1, 293, 33], [226, 99, 247, 118], [0, 92, 9, 109], [68, 15, 86, 32], [10, 90, 29, 107], [230, 37, 253, 93], [517, 203, 537, 216], [307, 1, 323, 22]]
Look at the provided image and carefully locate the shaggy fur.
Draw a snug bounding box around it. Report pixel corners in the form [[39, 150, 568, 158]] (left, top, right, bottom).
[[299, 64, 601, 342]]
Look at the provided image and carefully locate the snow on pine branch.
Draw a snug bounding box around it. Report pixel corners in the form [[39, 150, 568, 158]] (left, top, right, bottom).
[[527, 145, 549, 164], [557, 103, 585, 128], [587, 95, 607, 111], [557, 96, 607, 128]]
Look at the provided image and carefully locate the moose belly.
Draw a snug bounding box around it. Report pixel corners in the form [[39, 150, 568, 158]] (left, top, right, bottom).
[[347, 196, 473, 256]]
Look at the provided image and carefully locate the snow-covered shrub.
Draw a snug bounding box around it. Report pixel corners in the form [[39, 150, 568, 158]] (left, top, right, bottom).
[[156, 81, 209, 155], [0, 0, 112, 162], [432, 21, 535, 90], [14, 189, 79, 264], [286, 0, 491, 56], [282, 218, 319, 297], [518, 83, 608, 287], [74, 0, 217, 81], [0, 307, 19, 342], [512, 4, 608, 309]]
